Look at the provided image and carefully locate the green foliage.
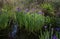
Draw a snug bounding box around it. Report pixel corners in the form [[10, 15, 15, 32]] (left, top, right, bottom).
[[0, 2, 56, 32], [41, 3, 54, 12], [45, 16, 51, 24], [16, 12, 45, 31], [45, 16, 56, 27], [16, 11, 56, 32], [0, 4, 15, 30], [25, 13, 45, 31], [55, 18, 60, 26], [39, 31, 50, 39], [16, 12, 25, 28], [0, 1, 60, 39], [0, 13, 9, 30], [40, 3, 55, 16], [53, 2, 60, 9], [2, 4, 13, 13]]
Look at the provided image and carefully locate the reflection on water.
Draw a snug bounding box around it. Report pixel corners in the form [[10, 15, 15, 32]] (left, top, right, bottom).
[[9, 23, 18, 39]]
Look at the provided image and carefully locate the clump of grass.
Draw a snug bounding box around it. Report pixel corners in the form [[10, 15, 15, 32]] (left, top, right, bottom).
[[16, 12, 45, 32], [25, 13, 45, 31]]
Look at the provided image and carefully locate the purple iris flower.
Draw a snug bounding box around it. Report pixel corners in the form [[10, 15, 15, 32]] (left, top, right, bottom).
[[17, 7, 21, 12], [55, 27, 60, 34], [25, 8, 29, 12], [55, 27, 60, 36], [55, 27, 60, 32], [52, 35, 58, 39]]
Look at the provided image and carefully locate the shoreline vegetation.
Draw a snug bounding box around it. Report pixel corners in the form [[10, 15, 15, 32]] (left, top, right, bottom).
[[0, 0, 60, 39]]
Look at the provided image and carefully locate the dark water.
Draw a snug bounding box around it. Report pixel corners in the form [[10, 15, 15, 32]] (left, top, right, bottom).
[[9, 23, 18, 39]]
